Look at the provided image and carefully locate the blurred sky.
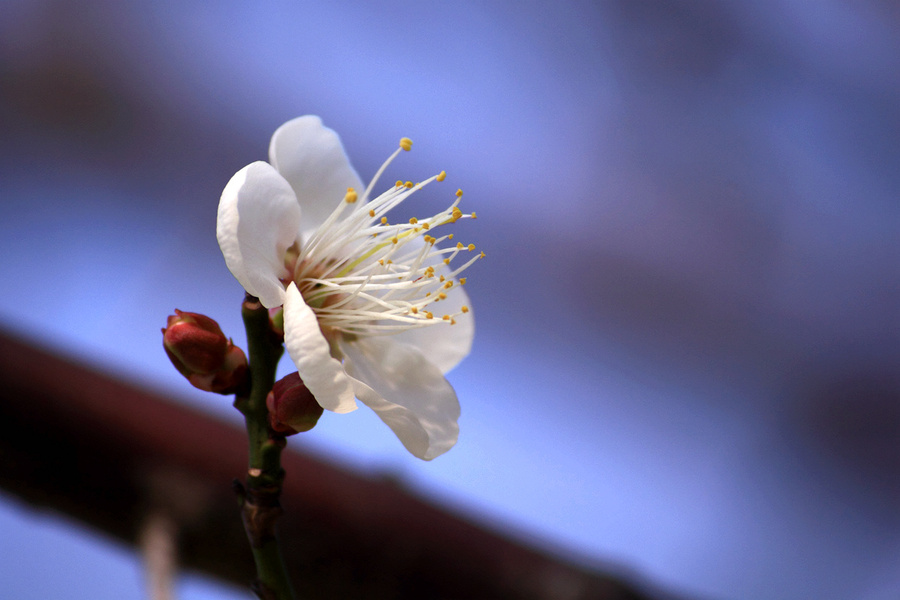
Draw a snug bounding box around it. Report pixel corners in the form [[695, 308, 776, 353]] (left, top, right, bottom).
[[1, 1, 899, 599]]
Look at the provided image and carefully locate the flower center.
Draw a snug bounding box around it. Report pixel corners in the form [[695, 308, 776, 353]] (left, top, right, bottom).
[[287, 138, 482, 337]]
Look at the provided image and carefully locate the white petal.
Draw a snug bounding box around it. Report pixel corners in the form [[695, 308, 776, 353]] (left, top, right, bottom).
[[269, 116, 364, 238], [393, 283, 474, 373], [341, 337, 460, 460], [217, 161, 301, 308], [283, 283, 358, 414]]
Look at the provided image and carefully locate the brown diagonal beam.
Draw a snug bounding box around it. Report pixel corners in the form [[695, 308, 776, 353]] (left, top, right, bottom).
[[0, 328, 669, 599]]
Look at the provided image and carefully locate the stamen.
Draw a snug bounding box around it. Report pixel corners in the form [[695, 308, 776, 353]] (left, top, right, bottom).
[[288, 139, 481, 337], [363, 144, 405, 200]]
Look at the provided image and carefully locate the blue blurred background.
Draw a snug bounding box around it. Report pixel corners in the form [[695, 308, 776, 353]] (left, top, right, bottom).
[[1, 1, 899, 598]]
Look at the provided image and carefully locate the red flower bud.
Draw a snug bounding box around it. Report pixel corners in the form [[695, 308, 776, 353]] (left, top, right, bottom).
[[162, 310, 248, 394], [266, 372, 324, 435]]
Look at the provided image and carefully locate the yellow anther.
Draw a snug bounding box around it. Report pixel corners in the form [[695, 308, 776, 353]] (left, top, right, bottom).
[[405, 181, 414, 189], [411, 306, 418, 314], [459, 277, 467, 285], [424, 235, 435, 244], [387, 259, 393, 264], [378, 259, 384, 265], [436, 171, 447, 182], [425, 311, 434, 319], [448, 234, 454, 240], [471, 211, 477, 219], [344, 187, 358, 203], [443, 258, 451, 265], [467, 244, 476, 251], [450, 318, 457, 325], [461, 305, 470, 313], [479, 251, 486, 258], [368, 209, 376, 217], [396, 180, 403, 187], [456, 189, 463, 197], [381, 217, 388, 225], [400, 137, 413, 151], [439, 275, 445, 282], [438, 292, 447, 300], [444, 281, 453, 289], [456, 242, 464, 249], [422, 222, 430, 230], [391, 236, 399, 244], [409, 217, 418, 224], [442, 314, 450, 321], [451, 207, 463, 222]]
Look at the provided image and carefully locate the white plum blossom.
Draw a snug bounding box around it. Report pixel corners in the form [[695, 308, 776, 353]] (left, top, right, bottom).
[[216, 116, 481, 460]]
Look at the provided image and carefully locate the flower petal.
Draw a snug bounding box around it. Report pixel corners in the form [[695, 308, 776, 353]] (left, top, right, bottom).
[[393, 283, 474, 373], [269, 116, 364, 238], [217, 161, 301, 308], [341, 337, 460, 460], [283, 283, 358, 414]]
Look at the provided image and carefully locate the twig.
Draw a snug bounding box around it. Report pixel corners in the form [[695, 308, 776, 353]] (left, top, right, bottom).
[[140, 511, 178, 600], [233, 295, 297, 600]]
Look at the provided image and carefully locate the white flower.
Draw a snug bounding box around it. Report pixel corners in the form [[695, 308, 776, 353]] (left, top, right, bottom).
[[216, 116, 481, 460]]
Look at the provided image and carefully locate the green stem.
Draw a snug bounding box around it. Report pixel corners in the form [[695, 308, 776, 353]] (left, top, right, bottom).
[[234, 295, 296, 600]]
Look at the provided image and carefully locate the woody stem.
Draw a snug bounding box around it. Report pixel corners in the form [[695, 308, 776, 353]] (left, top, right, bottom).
[[233, 294, 296, 600]]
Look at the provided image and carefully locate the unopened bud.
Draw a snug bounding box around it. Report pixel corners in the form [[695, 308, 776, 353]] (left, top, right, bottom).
[[269, 307, 285, 339], [266, 372, 324, 435], [162, 310, 248, 394]]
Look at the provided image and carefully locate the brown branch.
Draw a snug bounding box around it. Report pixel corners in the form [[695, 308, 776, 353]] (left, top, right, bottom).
[[0, 327, 677, 599]]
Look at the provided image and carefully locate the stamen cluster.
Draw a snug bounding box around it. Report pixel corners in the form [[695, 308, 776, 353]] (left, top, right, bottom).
[[288, 139, 483, 335]]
